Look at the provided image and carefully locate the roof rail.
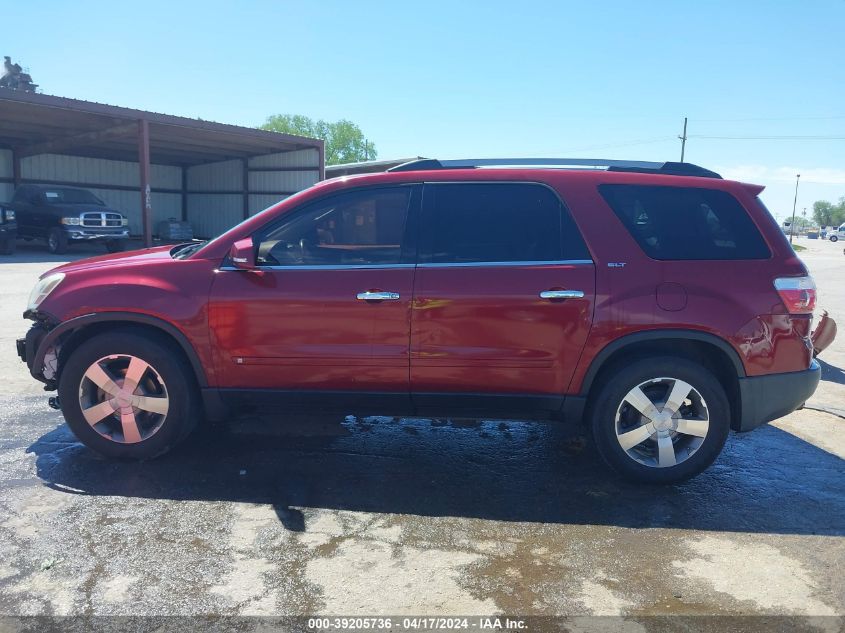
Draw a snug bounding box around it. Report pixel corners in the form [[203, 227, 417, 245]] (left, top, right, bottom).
[[387, 158, 722, 179]]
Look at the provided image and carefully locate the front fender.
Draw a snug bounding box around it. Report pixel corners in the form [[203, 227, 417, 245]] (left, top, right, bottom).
[[29, 257, 217, 387], [27, 311, 210, 389]]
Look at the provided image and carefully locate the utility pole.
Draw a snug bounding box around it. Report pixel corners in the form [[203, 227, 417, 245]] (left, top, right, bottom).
[[679, 117, 688, 162], [789, 174, 801, 244]]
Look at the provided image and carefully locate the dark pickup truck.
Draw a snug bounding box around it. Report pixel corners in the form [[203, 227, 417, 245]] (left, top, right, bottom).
[[10, 184, 130, 254]]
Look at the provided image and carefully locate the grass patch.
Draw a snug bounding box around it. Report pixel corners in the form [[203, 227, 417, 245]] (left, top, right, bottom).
[[792, 244, 807, 252]]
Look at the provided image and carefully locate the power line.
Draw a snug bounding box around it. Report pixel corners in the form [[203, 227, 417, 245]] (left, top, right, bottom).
[[690, 134, 845, 140], [562, 136, 675, 152], [694, 115, 845, 122]]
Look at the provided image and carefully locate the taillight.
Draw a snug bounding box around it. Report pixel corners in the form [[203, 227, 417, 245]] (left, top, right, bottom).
[[774, 276, 816, 314]]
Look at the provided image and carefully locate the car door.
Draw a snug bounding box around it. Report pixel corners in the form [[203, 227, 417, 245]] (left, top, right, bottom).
[[410, 181, 595, 414], [209, 184, 420, 411]]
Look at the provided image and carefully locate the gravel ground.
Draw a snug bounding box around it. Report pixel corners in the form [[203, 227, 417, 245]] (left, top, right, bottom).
[[0, 238, 843, 630]]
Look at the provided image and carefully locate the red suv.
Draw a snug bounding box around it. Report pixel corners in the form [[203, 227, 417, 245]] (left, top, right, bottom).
[[16, 158, 820, 483]]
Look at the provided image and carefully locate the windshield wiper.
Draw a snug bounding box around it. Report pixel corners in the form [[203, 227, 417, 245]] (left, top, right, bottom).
[[171, 241, 207, 259]]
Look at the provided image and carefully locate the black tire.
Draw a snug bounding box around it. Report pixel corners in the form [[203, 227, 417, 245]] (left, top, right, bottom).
[[105, 240, 124, 253], [58, 330, 200, 459], [0, 237, 14, 255], [589, 356, 730, 484], [830, 235, 839, 243], [47, 228, 69, 254]]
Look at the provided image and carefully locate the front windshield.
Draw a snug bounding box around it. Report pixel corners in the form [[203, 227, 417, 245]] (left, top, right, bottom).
[[43, 188, 105, 205]]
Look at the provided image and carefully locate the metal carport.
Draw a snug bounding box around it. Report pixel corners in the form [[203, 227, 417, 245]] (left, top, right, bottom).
[[0, 89, 325, 245]]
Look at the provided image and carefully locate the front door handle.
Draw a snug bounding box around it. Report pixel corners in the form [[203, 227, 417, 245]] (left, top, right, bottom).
[[539, 289, 585, 300], [357, 291, 400, 302]]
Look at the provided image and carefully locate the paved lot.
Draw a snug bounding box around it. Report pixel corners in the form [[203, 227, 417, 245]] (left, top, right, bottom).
[[0, 239, 843, 627]]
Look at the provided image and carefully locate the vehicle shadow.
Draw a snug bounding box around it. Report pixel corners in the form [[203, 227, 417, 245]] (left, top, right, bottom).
[[818, 358, 845, 386], [0, 241, 107, 263], [0, 239, 161, 264], [27, 413, 844, 537]]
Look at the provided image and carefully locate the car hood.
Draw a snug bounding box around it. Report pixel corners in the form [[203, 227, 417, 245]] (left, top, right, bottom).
[[46, 246, 175, 276]]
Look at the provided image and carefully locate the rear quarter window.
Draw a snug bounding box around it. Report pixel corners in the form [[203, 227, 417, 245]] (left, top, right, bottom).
[[598, 185, 770, 261]]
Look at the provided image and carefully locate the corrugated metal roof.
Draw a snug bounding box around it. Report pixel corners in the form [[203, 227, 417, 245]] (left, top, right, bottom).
[[0, 88, 324, 166]]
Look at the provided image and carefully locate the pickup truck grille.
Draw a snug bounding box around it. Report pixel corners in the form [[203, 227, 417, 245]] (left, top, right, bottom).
[[82, 212, 123, 227]]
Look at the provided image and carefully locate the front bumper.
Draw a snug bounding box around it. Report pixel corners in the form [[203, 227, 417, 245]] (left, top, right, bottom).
[[17, 323, 48, 370], [65, 229, 129, 242], [16, 318, 56, 387], [736, 360, 821, 432]]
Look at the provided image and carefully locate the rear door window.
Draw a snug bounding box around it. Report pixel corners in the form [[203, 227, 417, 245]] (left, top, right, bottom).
[[419, 182, 590, 264], [599, 185, 770, 260]]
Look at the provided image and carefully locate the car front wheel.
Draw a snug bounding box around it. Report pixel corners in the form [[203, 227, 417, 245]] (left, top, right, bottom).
[[590, 356, 730, 484], [831, 235, 839, 242], [47, 228, 69, 254], [105, 240, 124, 253], [58, 331, 200, 459]]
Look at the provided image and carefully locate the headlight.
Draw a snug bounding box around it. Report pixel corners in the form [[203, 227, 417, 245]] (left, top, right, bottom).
[[121, 217, 129, 226], [4, 210, 13, 221], [60, 217, 81, 226], [27, 273, 65, 311]]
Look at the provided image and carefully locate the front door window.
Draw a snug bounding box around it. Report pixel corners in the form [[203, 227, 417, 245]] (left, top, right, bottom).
[[256, 188, 412, 267]]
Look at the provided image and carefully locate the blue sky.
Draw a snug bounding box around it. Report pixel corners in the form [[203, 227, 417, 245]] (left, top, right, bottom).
[[7, 0, 845, 221]]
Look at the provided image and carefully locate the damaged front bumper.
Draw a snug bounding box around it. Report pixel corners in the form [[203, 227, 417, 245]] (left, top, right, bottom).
[[17, 314, 61, 389]]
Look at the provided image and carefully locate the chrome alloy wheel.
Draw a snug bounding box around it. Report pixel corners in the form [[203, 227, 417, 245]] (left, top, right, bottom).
[[77, 354, 169, 444], [614, 377, 710, 468]]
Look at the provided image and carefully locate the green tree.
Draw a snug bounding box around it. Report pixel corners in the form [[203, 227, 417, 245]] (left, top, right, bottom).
[[260, 114, 376, 165], [813, 200, 836, 227], [812, 198, 845, 228]]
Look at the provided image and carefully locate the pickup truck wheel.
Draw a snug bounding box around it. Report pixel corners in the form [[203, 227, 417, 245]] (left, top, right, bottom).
[[57, 331, 200, 459], [830, 235, 839, 243], [590, 356, 730, 484], [105, 240, 124, 253], [47, 228, 69, 254], [0, 237, 14, 255]]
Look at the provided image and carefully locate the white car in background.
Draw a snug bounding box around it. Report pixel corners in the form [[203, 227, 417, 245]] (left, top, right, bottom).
[[829, 224, 845, 242]]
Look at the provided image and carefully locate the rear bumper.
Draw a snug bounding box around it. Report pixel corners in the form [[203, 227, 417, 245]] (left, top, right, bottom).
[[736, 360, 821, 432]]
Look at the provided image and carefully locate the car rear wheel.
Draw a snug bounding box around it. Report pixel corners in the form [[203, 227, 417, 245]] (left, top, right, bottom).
[[831, 235, 839, 242], [58, 331, 200, 459], [589, 356, 730, 484], [47, 228, 68, 254]]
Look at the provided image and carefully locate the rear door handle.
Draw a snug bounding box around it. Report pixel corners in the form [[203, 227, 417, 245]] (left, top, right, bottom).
[[357, 291, 400, 302], [539, 289, 585, 300]]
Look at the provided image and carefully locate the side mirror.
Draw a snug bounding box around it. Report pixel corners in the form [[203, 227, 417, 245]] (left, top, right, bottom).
[[229, 237, 256, 270]]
